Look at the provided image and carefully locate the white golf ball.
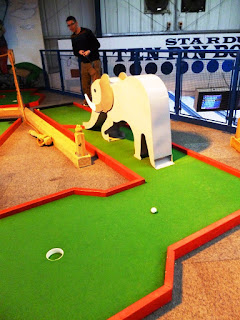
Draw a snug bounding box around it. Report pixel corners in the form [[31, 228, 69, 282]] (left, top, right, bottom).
[[151, 207, 157, 214]]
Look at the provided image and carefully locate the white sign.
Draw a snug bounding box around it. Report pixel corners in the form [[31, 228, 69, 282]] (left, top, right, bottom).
[[59, 32, 240, 59]]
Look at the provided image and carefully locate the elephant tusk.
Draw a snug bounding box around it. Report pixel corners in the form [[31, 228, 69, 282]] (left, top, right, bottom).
[[84, 94, 96, 112]]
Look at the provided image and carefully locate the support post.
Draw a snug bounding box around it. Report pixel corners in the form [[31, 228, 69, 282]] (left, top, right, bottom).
[[175, 51, 182, 115], [102, 51, 108, 74], [74, 125, 91, 168], [228, 52, 240, 128], [40, 50, 50, 90], [7, 49, 25, 120], [57, 51, 65, 93]]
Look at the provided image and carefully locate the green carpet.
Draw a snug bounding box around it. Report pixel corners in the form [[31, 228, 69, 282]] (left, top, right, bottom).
[[0, 91, 39, 105], [0, 105, 239, 320], [0, 120, 14, 135]]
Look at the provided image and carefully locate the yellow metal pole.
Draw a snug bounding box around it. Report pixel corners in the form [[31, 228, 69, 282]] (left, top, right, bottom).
[[7, 49, 26, 120]]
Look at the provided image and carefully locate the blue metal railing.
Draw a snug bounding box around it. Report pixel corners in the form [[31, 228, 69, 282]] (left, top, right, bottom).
[[40, 48, 240, 133]]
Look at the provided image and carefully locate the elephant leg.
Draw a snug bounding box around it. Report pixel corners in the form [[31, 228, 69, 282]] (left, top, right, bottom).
[[101, 117, 115, 141], [133, 132, 142, 160], [102, 118, 125, 142], [145, 135, 174, 170], [83, 111, 107, 130]]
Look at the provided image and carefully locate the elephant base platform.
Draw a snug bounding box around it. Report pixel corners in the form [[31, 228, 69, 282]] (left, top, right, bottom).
[[154, 155, 174, 170]]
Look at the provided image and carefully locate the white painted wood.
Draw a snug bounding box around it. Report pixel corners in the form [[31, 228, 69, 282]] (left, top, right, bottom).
[[83, 74, 173, 170]]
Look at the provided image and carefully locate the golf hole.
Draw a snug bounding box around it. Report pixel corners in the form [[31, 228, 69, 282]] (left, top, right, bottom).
[[46, 248, 64, 261]]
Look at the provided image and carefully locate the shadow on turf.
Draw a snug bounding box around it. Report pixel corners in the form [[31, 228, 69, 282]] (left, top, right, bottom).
[[80, 124, 210, 163], [122, 126, 210, 162]]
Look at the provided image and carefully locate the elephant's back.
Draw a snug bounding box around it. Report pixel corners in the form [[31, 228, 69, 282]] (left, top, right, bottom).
[[112, 76, 152, 124]]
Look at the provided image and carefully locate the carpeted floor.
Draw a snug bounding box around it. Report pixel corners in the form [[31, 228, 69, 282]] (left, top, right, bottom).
[[171, 120, 240, 171]]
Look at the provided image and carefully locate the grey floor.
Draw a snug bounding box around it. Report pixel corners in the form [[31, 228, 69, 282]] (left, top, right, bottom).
[[37, 89, 83, 108]]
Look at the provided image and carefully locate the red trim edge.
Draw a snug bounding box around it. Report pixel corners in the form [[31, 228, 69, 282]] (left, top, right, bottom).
[[0, 118, 22, 147], [172, 142, 240, 178], [0, 89, 45, 108], [107, 209, 240, 320], [73, 102, 91, 112], [34, 109, 144, 183]]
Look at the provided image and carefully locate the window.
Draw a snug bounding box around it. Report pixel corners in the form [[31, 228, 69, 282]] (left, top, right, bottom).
[[181, 0, 206, 13], [144, 0, 169, 14]]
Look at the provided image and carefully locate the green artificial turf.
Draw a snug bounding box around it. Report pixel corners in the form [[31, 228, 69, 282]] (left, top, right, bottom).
[[42, 105, 91, 125], [0, 105, 239, 320], [0, 91, 39, 105], [0, 120, 14, 135]]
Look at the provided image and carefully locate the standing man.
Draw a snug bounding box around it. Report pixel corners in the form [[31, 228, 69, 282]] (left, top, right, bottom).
[[0, 19, 8, 74], [66, 16, 101, 105]]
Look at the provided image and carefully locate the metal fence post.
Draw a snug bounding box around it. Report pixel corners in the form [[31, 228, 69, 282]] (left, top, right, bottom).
[[102, 51, 108, 74], [228, 52, 240, 128], [77, 57, 84, 98], [134, 50, 141, 75], [174, 51, 182, 115], [40, 50, 50, 90], [57, 50, 65, 93]]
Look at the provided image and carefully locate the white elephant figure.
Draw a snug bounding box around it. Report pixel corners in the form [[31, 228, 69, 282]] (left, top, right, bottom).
[[83, 72, 173, 170]]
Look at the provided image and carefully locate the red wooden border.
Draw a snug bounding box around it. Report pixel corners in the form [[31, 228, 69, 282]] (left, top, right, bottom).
[[34, 109, 75, 141], [27, 92, 45, 107], [0, 118, 22, 147], [34, 109, 144, 182], [73, 102, 91, 112], [0, 180, 145, 220], [62, 124, 82, 129], [172, 142, 240, 178], [0, 189, 75, 219], [0, 108, 144, 219], [0, 88, 45, 108], [108, 209, 240, 320]]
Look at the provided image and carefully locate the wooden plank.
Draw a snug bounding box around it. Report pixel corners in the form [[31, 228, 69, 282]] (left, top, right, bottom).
[[25, 108, 85, 168], [0, 108, 22, 118]]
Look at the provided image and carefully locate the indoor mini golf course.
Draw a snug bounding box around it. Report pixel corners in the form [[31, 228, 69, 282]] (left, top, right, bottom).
[[0, 104, 239, 320]]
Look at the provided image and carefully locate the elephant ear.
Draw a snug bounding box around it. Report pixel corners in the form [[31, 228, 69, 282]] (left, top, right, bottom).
[[95, 74, 114, 113], [119, 72, 127, 80]]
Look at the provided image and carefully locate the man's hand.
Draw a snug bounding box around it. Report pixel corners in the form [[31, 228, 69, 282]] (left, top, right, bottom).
[[79, 50, 91, 56]]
